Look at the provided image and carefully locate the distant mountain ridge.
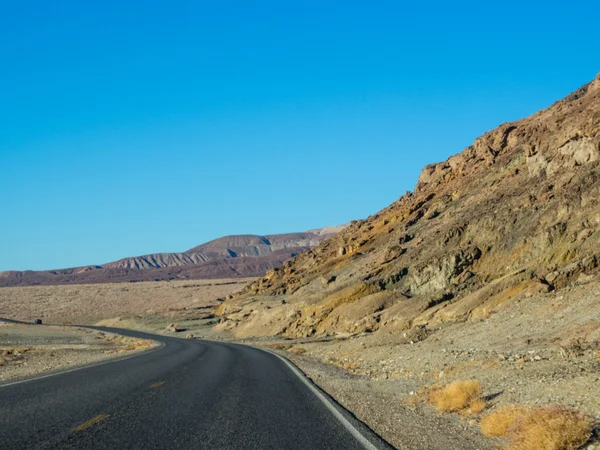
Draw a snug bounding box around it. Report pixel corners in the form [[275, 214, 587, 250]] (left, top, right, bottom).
[[105, 228, 345, 270], [0, 226, 346, 287]]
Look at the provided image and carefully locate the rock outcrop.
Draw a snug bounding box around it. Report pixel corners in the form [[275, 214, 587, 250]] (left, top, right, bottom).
[[216, 73, 600, 339]]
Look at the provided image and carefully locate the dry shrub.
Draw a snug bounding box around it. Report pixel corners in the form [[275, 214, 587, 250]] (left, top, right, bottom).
[[288, 347, 306, 355], [267, 343, 292, 351], [466, 398, 487, 415], [480, 404, 530, 437], [508, 406, 593, 450], [481, 404, 593, 450], [428, 380, 484, 413], [111, 336, 154, 352]]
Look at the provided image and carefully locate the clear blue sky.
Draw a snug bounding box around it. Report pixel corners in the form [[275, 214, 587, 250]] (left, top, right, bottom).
[[1, 1, 598, 271]]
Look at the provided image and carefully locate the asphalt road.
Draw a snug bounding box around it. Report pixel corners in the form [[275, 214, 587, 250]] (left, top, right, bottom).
[[0, 325, 391, 449]]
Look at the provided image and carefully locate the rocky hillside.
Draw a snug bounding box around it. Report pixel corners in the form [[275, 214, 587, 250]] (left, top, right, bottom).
[[0, 227, 345, 287], [216, 73, 600, 338]]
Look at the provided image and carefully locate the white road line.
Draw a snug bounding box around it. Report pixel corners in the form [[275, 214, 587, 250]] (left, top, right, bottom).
[[0, 341, 165, 388], [261, 348, 379, 450]]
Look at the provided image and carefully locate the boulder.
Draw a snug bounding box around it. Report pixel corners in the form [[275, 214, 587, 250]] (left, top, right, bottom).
[[164, 323, 183, 333]]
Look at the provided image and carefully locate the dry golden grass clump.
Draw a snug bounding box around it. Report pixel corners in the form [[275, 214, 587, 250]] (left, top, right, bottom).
[[481, 404, 594, 450], [428, 380, 485, 414], [122, 337, 154, 351], [103, 336, 155, 353], [480, 404, 530, 437], [288, 346, 307, 355], [466, 398, 486, 415], [266, 343, 292, 351]]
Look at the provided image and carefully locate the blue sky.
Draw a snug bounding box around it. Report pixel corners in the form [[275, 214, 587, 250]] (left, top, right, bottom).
[[1, 1, 598, 271]]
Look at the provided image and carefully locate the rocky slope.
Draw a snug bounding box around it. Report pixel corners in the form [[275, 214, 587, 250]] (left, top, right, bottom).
[[216, 73, 600, 339], [0, 227, 345, 287]]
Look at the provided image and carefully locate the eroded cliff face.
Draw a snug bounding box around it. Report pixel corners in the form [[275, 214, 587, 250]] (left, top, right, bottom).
[[215, 74, 600, 339]]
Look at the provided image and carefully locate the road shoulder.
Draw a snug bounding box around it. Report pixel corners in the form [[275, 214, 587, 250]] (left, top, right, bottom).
[[0, 323, 160, 385]]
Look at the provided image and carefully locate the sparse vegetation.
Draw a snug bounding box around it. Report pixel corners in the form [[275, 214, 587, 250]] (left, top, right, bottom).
[[466, 398, 486, 415], [266, 343, 292, 351], [0, 348, 30, 366], [480, 404, 530, 437], [288, 346, 306, 355], [480, 404, 594, 450], [427, 379, 484, 413], [104, 335, 154, 353]]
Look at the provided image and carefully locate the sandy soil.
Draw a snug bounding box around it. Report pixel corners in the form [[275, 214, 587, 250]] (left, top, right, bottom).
[[0, 323, 156, 383], [0, 278, 253, 324]]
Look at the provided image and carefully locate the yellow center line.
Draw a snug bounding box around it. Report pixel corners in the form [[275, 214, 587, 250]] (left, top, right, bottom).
[[150, 381, 165, 388], [73, 414, 109, 432]]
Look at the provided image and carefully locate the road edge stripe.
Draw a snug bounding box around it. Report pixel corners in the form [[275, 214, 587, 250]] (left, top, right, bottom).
[[261, 348, 379, 450]]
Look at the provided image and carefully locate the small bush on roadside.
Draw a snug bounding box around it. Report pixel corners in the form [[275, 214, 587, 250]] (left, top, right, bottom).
[[288, 346, 306, 355], [466, 398, 486, 415], [428, 379, 484, 413], [266, 343, 292, 350], [480, 404, 593, 450], [480, 404, 531, 437]]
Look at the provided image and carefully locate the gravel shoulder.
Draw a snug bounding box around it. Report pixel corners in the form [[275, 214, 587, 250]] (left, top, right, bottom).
[[0, 323, 157, 384], [279, 350, 496, 449]]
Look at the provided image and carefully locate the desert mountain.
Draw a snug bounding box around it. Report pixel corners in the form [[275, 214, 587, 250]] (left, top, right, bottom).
[[106, 228, 346, 270], [216, 73, 600, 338], [0, 227, 346, 287]]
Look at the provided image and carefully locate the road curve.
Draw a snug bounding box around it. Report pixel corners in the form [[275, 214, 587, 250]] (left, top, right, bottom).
[[0, 326, 391, 449]]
